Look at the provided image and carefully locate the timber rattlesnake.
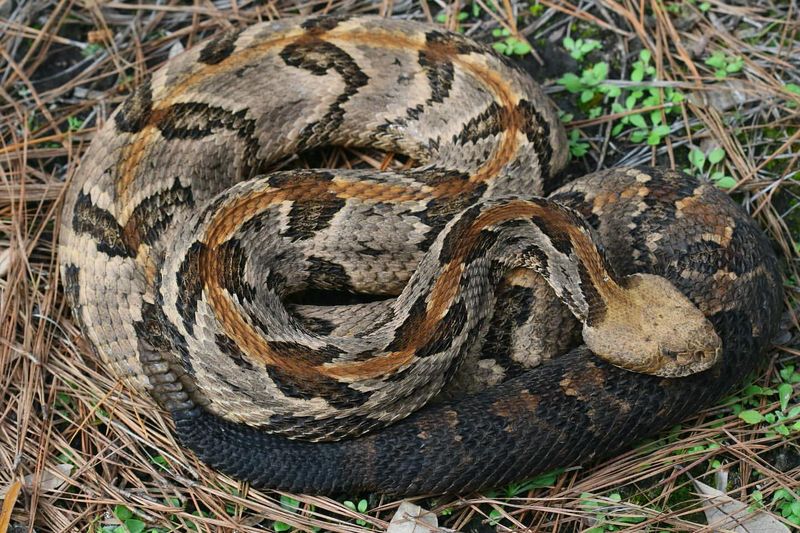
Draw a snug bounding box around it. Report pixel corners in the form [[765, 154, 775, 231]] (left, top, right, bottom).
[[59, 16, 781, 494]]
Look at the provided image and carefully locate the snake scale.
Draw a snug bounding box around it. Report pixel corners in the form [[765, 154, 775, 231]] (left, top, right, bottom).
[[59, 15, 782, 495]]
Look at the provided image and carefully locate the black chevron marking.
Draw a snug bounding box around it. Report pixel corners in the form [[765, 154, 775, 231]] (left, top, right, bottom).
[[279, 40, 369, 146], [300, 15, 345, 33], [155, 102, 263, 179], [284, 197, 346, 241], [175, 241, 206, 335], [72, 190, 134, 258], [453, 102, 505, 145], [418, 50, 454, 105], [115, 75, 153, 134], [517, 99, 554, 179], [215, 238, 257, 303], [215, 333, 255, 370], [124, 178, 194, 250], [198, 29, 243, 65]]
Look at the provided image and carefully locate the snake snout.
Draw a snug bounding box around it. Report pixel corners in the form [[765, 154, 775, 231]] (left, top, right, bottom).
[[660, 331, 722, 377]]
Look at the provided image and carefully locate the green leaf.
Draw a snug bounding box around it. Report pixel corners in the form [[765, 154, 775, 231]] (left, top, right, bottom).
[[642, 94, 660, 107], [646, 130, 662, 145], [726, 57, 744, 73], [787, 83, 800, 95], [580, 89, 595, 103], [280, 496, 300, 512], [492, 42, 507, 55], [689, 148, 706, 171], [492, 28, 503, 37], [650, 111, 663, 125], [778, 383, 793, 411], [640, 49, 651, 63], [700, 2, 711, 12], [780, 365, 795, 382], [592, 62, 609, 81], [357, 499, 368, 513], [705, 52, 727, 69], [708, 147, 726, 164], [738, 409, 764, 424], [114, 506, 133, 521], [715, 176, 737, 189], [124, 520, 145, 533], [791, 500, 800, 517], [563, 36, 575, 50], [601, 84, 621, 97], [343, 500, 356, 511], [558, 73, 583, 93], [653, 125, 671, 137], [630, 130, 647, 143], [512, 40, 532, 55], [274, 521, 292, 532], [629, 114, 647, 129]]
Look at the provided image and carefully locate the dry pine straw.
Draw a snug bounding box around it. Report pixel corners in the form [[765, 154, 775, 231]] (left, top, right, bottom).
[[1, 0, 798, 531]]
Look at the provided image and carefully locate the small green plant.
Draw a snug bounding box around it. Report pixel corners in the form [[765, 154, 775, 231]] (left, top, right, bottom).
[[687, 147, 736, 188], [343, 499, 369, 526], [630, 50, 656, 82], [704, 51, 744, 79], [558, 62, 614, 104], [274, 496, 301, 532], [82, 42, 104, 58], [729, 365, 800, 438], [568, 129, 590, 157], [492, 28, 532, 56], [67, 115, 84, 131], [502, 468, 563, 497], [435, 10, 468, 24], [558, 111, 590, 158], [771, 488, 800, 526], [107, 505, 146, 533], [580, 492, 646, 532], [626, 111, 671, 146], [529, 1, 544, 16], [488, 508, 504, 526], [562, 36, 602, 61]]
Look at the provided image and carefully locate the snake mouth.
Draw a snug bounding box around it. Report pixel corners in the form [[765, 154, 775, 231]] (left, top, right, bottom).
[[660, 343, 722, 377]]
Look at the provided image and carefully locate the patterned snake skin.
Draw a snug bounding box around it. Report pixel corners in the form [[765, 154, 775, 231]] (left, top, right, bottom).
[[59, 16, 782, 494]]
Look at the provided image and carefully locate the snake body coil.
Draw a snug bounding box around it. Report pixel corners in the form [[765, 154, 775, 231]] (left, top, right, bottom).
[[60, 16, 782, 494]]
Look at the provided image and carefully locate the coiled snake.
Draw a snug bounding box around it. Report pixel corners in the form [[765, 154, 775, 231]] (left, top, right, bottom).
[[59, 16, 782, 494]]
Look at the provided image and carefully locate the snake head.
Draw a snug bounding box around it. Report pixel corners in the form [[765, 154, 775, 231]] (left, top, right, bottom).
[[582, 273, 722, 378]]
